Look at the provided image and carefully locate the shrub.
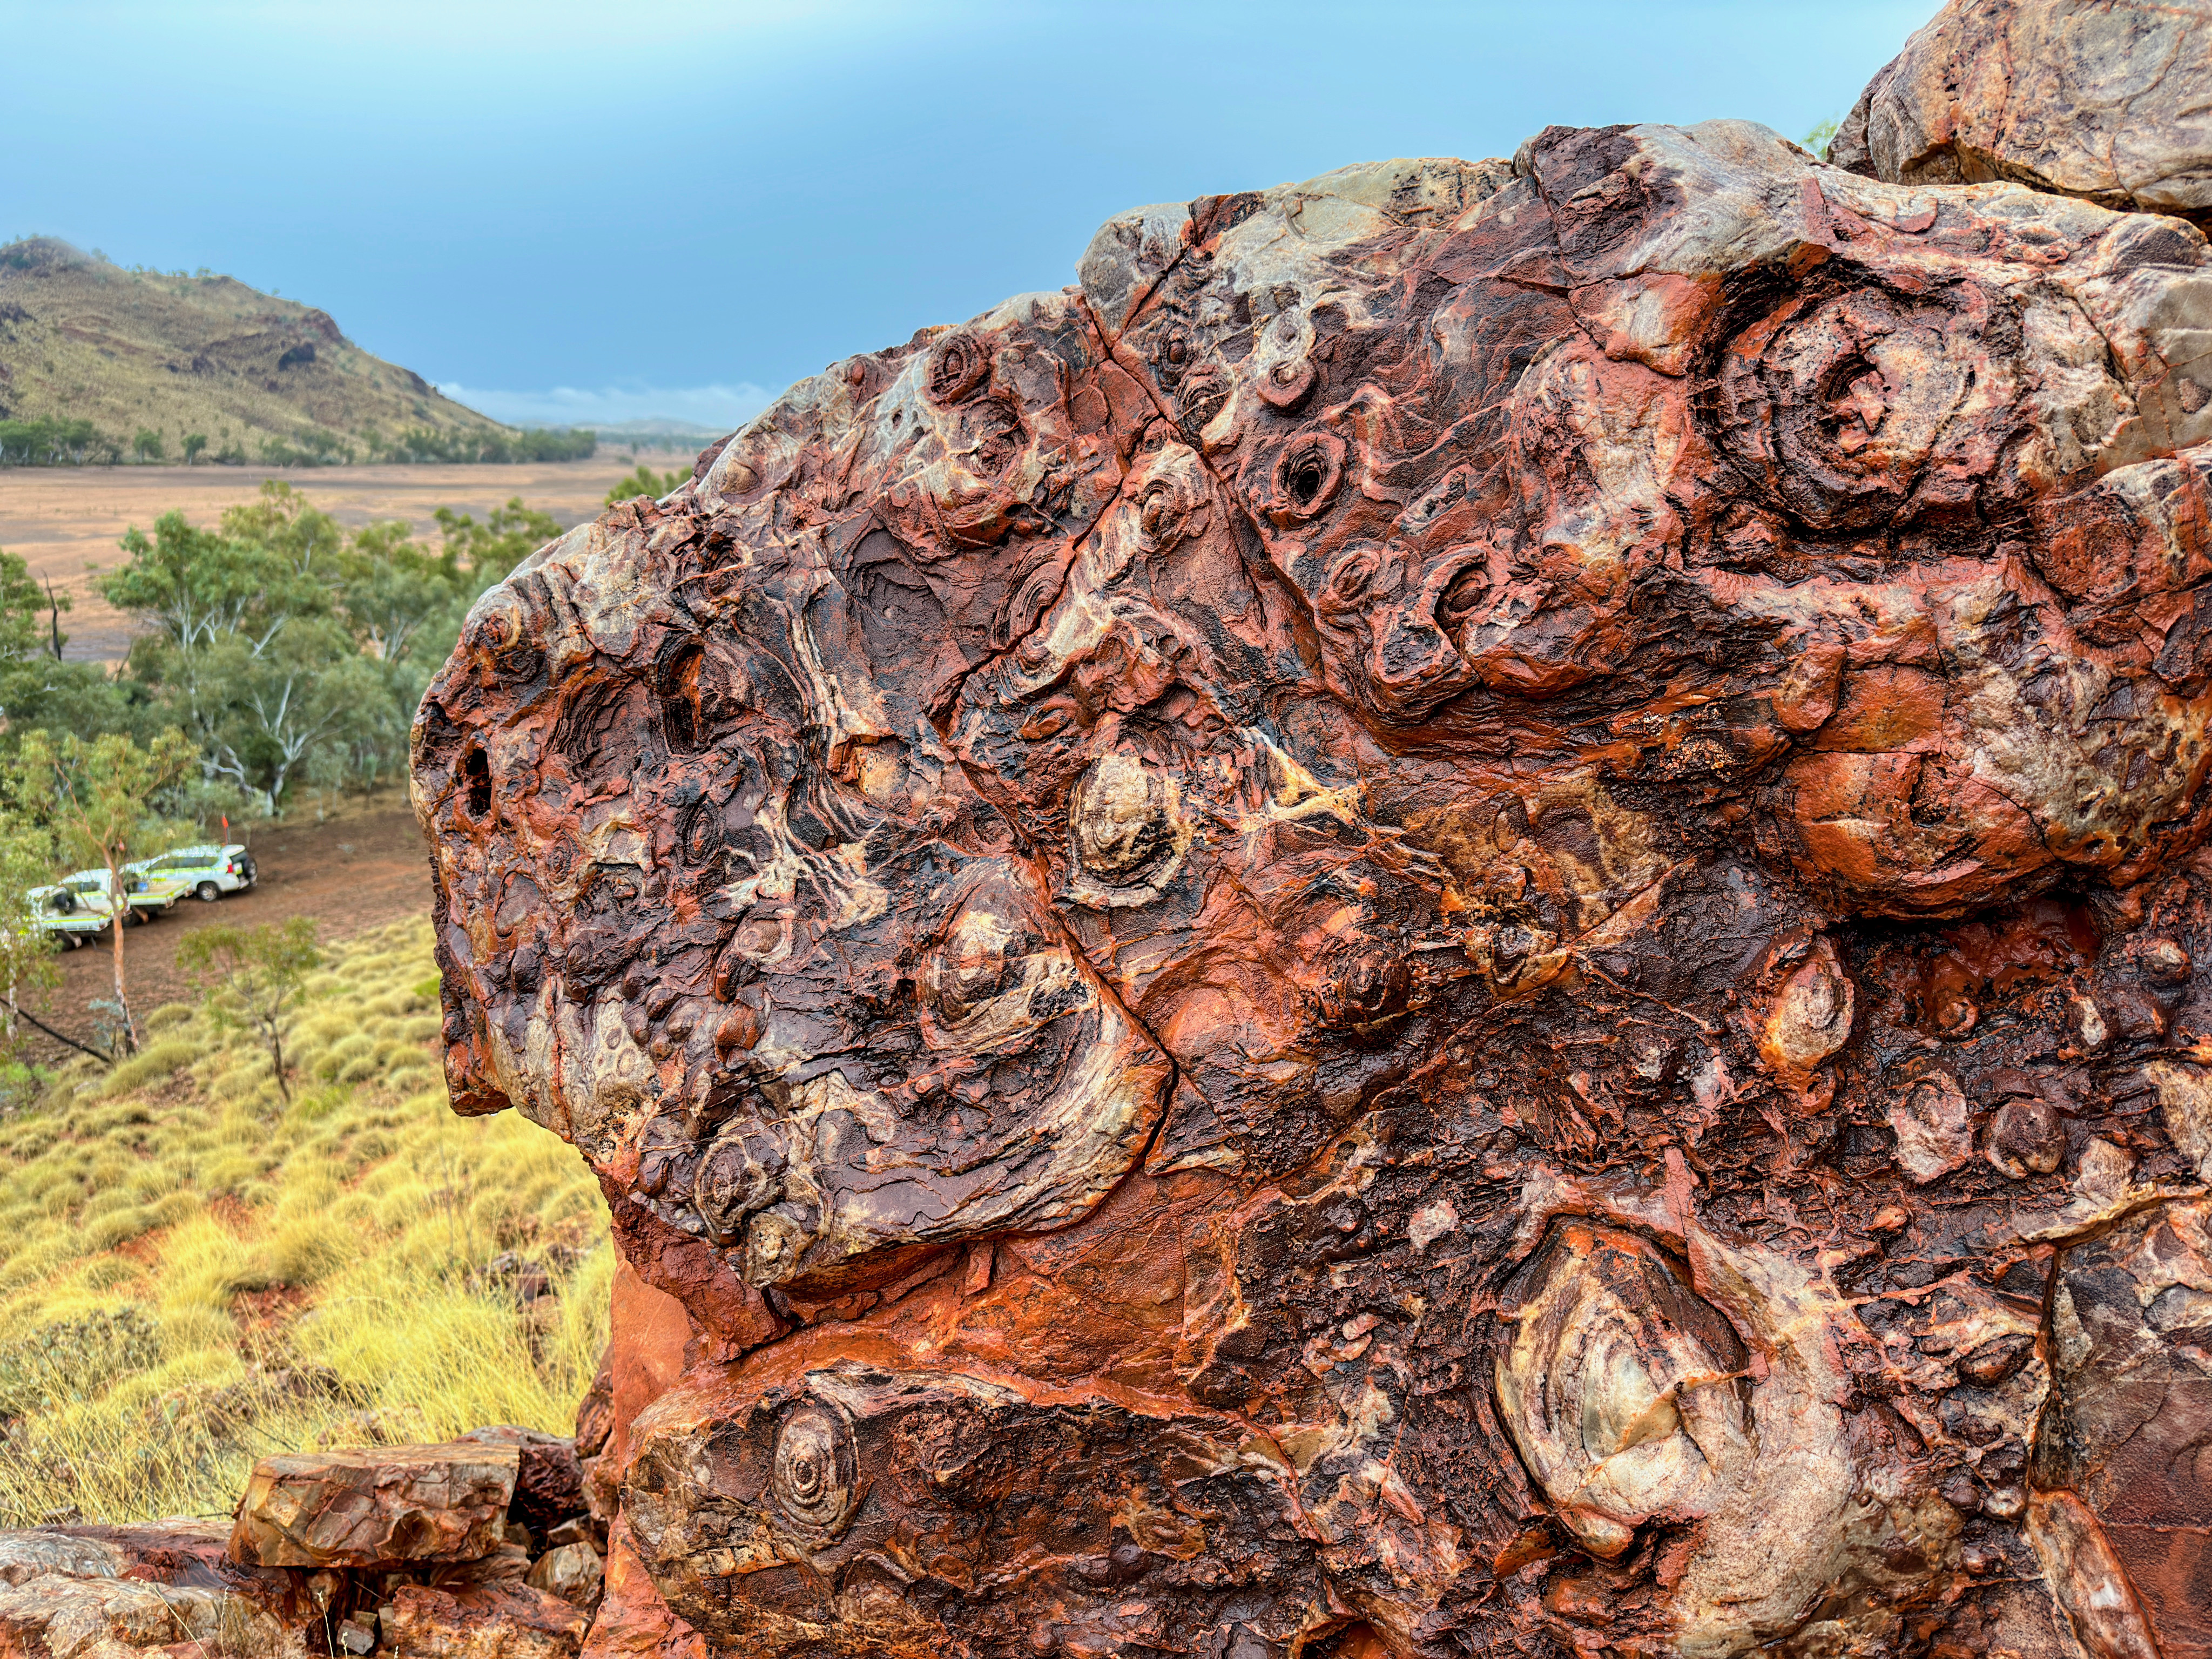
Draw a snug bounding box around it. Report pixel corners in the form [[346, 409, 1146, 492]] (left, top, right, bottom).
[[100, 1039, 199, 1095], [0, 1306, 162, 1415]]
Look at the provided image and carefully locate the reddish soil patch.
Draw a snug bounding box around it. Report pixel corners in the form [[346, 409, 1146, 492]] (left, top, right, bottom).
[[231, 1284, 313, 1334], [26, 794, 434, 1064]]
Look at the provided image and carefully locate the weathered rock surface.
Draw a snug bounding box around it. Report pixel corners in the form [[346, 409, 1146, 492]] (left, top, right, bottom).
[[1834, 0, 2212, 222], [526, 1540, 606, 1608], [458, 1426, 589, 1547], [2032, 1194, 2212, 1654], [232, 1442, 522, 1568], [412, 6, 2212, 1656], [577, 1521, 707, 1659], [381, 1582, 591, 1658], [0, 1521, 326, 1658]]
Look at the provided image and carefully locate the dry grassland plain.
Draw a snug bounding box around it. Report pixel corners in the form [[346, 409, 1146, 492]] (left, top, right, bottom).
[[0, 919, 611, 1527], [0, 458, 683, 1520], [0, 450, 704, 660]]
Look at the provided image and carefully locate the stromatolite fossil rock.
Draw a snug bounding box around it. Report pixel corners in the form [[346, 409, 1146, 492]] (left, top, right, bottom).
[[1834, 0, 2212, 225], [414, 18, 2212, 1656]]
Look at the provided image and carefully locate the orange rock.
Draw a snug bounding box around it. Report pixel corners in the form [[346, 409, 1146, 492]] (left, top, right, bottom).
[[230, 1442, 520, 1568], [577, 1519, 709, 1659], [409, 12, 2212, 1656], [378, 1581, 588, 1658]]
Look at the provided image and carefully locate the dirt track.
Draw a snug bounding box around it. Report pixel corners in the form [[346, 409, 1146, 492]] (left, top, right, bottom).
[[30, 795, 435, 1062]]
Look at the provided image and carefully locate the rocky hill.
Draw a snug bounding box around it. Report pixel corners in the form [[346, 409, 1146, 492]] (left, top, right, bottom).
[[0, 239, 574, 464]]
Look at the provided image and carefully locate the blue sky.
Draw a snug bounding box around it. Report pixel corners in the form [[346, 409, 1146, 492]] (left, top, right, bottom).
[[10, 0, 1934, 430]]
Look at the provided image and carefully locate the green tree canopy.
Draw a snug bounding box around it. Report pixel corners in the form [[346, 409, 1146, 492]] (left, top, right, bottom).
[[177, 917, 320, 1101], [0, 549, 146, 757], [604, 462, 686, 506], [90, 482, 562, 814], [433, 497, 562, 590], [0, 550, 56, 667], [0, 800, 62, 1065]]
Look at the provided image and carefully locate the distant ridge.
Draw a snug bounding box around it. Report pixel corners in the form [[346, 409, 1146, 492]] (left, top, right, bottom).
[[0, 238, 591, 465]]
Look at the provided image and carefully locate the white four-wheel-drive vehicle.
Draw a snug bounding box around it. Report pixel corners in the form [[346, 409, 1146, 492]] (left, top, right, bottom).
[[25, 868, 190, 947], [26, 874, 129, 948], [126, 843, 257, 903]]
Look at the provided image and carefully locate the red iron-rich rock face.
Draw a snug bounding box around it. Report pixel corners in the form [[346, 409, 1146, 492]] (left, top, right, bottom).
[[412, 3, 2212, 1652]]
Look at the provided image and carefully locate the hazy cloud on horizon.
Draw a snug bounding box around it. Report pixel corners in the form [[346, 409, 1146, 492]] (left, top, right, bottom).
[[436, 382, 774, 432]]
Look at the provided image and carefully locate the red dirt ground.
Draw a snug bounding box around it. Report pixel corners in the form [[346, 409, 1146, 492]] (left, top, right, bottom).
[[24, 793, 434, 1064]]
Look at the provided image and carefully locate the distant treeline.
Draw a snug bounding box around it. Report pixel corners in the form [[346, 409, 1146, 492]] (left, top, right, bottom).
[[0, 417, 596, 468], [1, 481, 565, 816], [375, 426, 598, 464], [0, 419, 118, 467]]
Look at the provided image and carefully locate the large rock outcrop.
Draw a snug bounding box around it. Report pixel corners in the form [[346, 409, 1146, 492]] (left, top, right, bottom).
[[413, 10, 2212, 1655], [1833, 0, 2212, 222]]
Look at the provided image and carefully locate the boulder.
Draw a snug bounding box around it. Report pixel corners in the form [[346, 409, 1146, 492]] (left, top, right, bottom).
[[410, 4, 2212, 1655], [457, 1426, 588, 1542], [0, 1521, 324, 1657], [379, 1581, 589, 1658], [230, 1442, 520, 1568], [1833, 0, 2212, 221]]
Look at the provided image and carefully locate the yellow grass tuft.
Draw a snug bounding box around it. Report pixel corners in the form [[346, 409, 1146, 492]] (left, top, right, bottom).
[[0, 917, 610, 1527]]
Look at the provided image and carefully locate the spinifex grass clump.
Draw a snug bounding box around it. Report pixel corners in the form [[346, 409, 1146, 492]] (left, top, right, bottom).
[[0, 917, 610, 1527]]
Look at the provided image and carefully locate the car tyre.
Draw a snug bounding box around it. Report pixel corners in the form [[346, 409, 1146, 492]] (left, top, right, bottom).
[[196, 882, 220, 903]]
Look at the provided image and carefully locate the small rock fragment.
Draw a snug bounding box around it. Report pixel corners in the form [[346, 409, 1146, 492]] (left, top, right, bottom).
[[1889, 1073, 1974, 1184], [526, 1540, 605, 1608], [1986, 1095, 2066, 1179], [545, 1516, 599, 1550], [1758, 937, 1856, 1080], [2140, 937, 2193, 984], [2066, 995, 2109, 1051], [1957, 1333, 2035, 1387]]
